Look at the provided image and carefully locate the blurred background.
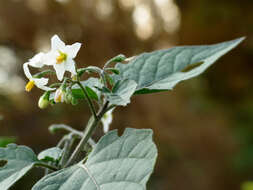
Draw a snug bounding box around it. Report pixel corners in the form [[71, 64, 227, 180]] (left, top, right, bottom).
[[0, 0, 252, 189]]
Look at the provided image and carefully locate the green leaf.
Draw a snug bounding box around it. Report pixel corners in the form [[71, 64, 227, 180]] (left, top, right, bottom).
[[107, 79, 137, 106], [72, 77, 103, 100], [32, 128, 157, 190], [38, 147, 63, 162], [85, 86, 99, 101], [113, 37, 245, 94], [0, 144, 38, 190], [105, 73, 115, 86], [0, 137, 16, 147], [105, 68, 120, 75]]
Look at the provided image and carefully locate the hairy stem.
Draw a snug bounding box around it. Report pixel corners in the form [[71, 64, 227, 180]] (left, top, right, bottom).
[[65, 101, 109, 167], [59, 135, 75, 167], [76, 81, 97, 119], [50, 124, 83, 137]]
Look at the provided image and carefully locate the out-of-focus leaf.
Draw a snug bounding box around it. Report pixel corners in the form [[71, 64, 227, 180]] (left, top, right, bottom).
[[241, 181, 253, 190], [0, 137, 16, 147], [0, 144, 38, 190]]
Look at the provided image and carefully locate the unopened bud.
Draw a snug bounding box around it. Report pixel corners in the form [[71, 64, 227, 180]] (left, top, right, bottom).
[[54, 88, 65, 103], [71, 97, 78, 105], [64, 88, 73, 104], [38, 92, 50, 109], [71, 74, 78, 81]]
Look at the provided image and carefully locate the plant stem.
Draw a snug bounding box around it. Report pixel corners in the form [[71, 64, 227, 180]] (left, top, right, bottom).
[[59, 135, 75, 167], [36, 162, 58, 171], [50, 124, 83, 137], [76, 81, 97, 119], [65, 101, 109, 167]]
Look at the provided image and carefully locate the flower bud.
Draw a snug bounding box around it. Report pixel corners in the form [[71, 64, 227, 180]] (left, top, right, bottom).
[[54, 88, 65, 103], [38, 92, 50, 109], [71, 74, 78, 81], [64, 88, 73, 104], [71, 97, 78, 105]]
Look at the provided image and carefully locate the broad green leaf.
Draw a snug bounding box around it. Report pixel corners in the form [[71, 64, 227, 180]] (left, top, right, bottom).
[[38, 147, 63, 162], [107, 79, 137, 106], [113, 37, 245, 94], [0, 137, 16, 147], [72, 77, 103, 100], [32, 128, 157, 190], [0, 144, 38, 190]]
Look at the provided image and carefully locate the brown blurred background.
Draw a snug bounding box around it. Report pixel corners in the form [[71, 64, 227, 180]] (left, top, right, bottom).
[[0, 0, 252, 189]]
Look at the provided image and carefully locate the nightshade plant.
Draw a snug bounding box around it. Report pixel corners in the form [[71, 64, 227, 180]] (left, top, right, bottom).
[[0, 35, 244, 190]]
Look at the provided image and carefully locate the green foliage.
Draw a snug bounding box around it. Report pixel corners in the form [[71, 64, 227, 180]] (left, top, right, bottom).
[[0, 137, 16, 147], [32, 128, 157, 190], [38, 147, 63, 162], [85, 86, 99, 101], [241, 182, 253, 190], [107, 79, 137, 106], [113, 37, 244, 94], [0, 144, 38, 190], [72, 77, 102, 100], [2, 36, 244, 189]]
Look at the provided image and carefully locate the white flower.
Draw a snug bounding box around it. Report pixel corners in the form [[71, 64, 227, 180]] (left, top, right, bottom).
[[44, 35, 81, 81], [101, 109, 114, 133], [23, 63, 55, 92]]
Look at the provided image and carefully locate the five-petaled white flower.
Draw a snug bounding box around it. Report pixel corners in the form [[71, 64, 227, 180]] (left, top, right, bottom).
[[45, 35, 81, 81], [101, 109, 114, 133], [23, 62, 55, 92]]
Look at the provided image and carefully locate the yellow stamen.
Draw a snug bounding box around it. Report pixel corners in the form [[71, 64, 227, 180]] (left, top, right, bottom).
[[56, 51, 67, 64], [25, 80, 35, 92]]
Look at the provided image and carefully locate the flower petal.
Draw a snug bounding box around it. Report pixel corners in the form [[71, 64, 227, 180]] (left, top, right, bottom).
[[34, 78, 55, 91], [23, 63, 32, 79], [51, 35, 65, 51], [65, 43, 81, 58], [65, 59, 77, 75], [28, 52, 45, 68], [43, 51, 57, 66], [103, 122, 110, 133], [54, 63, 66, 81], [101, 109, 114, 133]]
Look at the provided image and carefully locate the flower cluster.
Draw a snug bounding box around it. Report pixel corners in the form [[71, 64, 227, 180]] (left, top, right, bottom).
[[23, 34, 115, 132], [23, 35, 81, 106]]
